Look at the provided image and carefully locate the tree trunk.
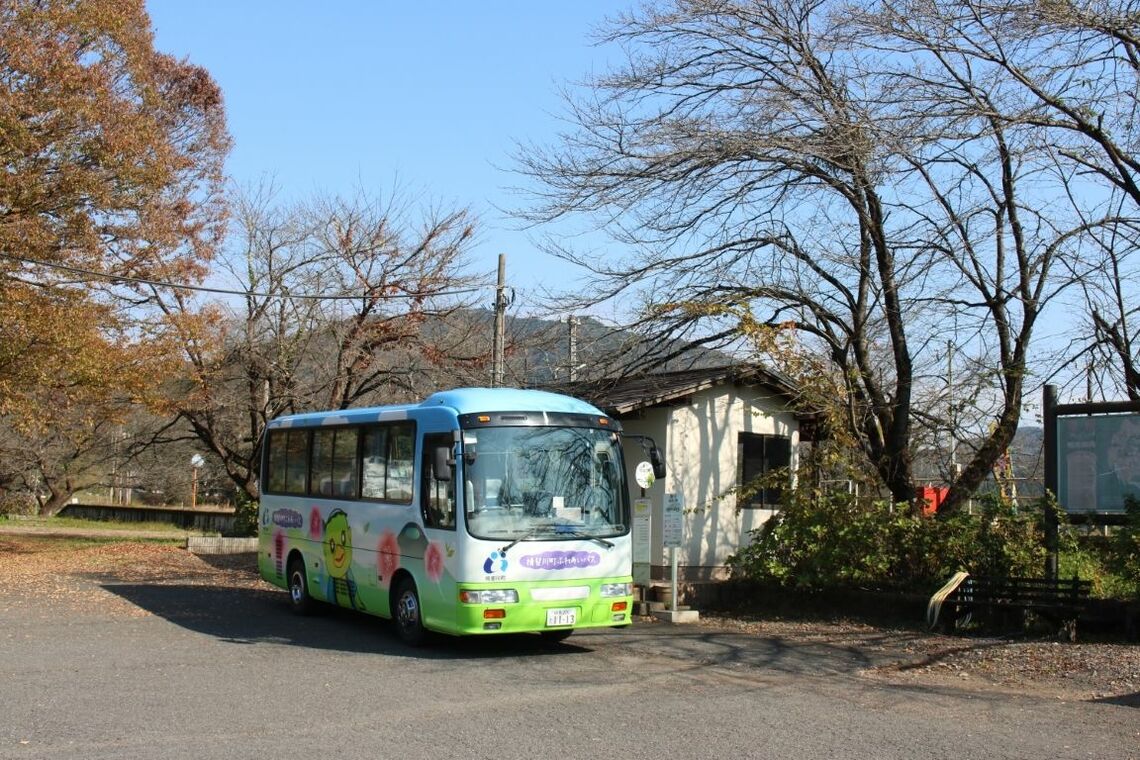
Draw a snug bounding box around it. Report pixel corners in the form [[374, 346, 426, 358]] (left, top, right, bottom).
[[38, 487, 73, 517]]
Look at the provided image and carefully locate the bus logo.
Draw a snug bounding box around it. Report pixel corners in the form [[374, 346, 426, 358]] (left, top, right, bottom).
[[271, 509, 303, 529], [483, 551, 508, 574]]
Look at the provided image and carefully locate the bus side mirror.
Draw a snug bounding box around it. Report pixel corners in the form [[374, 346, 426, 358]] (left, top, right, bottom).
[[433, 445, 453, 482], [627, 434, 666, 481], [649, 445, 665, 480]]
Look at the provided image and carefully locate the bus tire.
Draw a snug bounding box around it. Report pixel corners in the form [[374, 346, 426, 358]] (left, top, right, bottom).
[[393, 577, 426, 646], [287, 556, 314, 616]]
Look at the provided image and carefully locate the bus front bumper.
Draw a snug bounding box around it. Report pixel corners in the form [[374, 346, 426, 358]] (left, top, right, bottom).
[[454, 580, 634, 635]]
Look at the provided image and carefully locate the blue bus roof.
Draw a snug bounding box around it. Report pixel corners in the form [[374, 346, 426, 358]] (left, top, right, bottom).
[[421, 387, 604, 415], [267, 387, 605, 429]]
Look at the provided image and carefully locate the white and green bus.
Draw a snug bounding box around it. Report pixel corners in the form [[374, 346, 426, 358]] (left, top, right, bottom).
[[257, 387, 663, 644]]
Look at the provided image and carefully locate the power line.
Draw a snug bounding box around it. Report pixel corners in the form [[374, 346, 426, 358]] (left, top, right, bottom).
[[0, 253, 487, 301]]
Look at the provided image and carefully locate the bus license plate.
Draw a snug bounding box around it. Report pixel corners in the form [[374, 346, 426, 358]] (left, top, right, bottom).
[[546, 608, 576, 627]]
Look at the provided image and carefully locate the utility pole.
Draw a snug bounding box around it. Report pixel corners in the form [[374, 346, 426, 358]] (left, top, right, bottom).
[[492, 254, 506, 388], [1043, 384, 1059, 580], [948, 340, 958, 478], [567, 315, 580, 382]]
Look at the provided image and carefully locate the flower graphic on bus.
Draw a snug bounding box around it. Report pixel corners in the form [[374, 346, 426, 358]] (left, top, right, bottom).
[[308, 506, 322, 540], [377, 529, 400, 583], [425, 541, 445, 583]]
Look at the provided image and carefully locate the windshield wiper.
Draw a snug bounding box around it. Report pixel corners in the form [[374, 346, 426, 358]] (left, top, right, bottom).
[[499, 525, 547, 554], [553, 526, 615, 549], [500, 524, 615, 553]]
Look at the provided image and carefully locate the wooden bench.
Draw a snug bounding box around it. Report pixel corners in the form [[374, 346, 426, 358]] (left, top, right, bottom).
[[940, 576, 1093, 640]]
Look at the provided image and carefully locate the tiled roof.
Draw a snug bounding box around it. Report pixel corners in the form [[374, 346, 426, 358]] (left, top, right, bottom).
[[546, 363, 799, 416]]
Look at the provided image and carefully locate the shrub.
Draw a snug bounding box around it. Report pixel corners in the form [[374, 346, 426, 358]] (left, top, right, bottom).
[[727, 490, 1045, 592], [1109, 497, 1140, 598], [1058, 533, 1135, 599], [0, 494, 36, 516], [226, 495, 259, 538]]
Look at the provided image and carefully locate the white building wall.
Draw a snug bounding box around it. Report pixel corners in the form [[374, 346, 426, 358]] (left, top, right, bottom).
[[622, 384, 798, 580]]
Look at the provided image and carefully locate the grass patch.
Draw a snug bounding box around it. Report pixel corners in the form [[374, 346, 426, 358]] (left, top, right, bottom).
[[1, 515, 216, 535]]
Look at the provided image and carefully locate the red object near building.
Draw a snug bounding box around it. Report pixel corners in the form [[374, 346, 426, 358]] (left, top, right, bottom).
[[916, 486, 949, 515]]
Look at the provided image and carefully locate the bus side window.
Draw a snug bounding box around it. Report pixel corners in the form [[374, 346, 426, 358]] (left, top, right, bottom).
[[387, 424, 415, 503], [360, 423, 415, 504], [266, 431, 287, 493], [312, 429, 335, 496], [283, 430, 308, 495], [332, 428, 359, 497], [421, 434, 455, 530], [360, 427, 389, 500]]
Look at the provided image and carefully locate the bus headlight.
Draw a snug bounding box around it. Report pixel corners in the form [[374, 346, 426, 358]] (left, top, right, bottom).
[[459, 589, 519, 604], [599, 582, 632, 597]]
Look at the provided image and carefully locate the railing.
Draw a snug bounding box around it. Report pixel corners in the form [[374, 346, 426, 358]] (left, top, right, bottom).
[[60, 503, 237, 534]]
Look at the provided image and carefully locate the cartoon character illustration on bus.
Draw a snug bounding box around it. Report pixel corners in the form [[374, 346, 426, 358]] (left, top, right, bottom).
[[324, 509, 364, 610]]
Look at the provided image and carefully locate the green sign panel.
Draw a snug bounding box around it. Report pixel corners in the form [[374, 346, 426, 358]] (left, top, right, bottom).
[[1057, 413, 1140, 513]]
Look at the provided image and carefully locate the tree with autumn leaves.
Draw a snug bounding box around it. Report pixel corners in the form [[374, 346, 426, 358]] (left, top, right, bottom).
[[0, 0, 229, 513], [0, 1, 488, 512]]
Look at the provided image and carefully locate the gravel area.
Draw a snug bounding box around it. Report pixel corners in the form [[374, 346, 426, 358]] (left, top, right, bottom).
[[696, 614, 1140, 705], [2, 536, 1138, 705]]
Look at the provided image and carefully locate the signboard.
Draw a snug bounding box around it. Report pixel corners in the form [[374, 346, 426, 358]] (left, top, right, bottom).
[[663, 492, 683, 548], [1057, 412, 1140, 514], [632, 498, 651, 584], [632, 498, 652, 563]]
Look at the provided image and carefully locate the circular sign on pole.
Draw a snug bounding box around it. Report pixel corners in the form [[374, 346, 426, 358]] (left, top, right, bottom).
[[190, 454, 205, 469], [635, 461, 655, 490]]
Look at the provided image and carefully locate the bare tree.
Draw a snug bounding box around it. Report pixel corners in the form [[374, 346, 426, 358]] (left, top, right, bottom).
[[855, 0, 1140, 500], [1057, 216, 1140, 401], [159, 183, 484, 500], [901, 0, 1140, 403], [517, 0, 1125, 512]]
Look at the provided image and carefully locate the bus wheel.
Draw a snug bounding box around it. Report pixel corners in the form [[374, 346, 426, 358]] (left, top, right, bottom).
[[392, 577, 426, 646], [287, 557, 313, 616]]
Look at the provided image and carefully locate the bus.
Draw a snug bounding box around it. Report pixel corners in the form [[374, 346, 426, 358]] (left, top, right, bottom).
[[257, 387, 663, 645]]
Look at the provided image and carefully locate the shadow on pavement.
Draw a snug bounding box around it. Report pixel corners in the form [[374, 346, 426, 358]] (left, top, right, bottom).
[[576, 623, 900, 678], [1092, 691, 1140, 708], [100, 581, 593, 660], [100, 579, 975, 680]]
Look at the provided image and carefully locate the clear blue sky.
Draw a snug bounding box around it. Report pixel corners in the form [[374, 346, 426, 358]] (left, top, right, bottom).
[[146, 1, 621, 308]]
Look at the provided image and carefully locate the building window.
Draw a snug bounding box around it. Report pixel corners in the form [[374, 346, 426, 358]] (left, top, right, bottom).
[[738, 433, 791, 508]]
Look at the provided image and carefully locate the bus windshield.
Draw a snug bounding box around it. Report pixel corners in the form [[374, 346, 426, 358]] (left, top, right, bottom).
[[462, 426, 628, 541]]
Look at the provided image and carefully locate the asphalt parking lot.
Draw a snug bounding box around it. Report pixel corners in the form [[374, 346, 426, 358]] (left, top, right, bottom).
[[1, 541, 1137, 760]]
